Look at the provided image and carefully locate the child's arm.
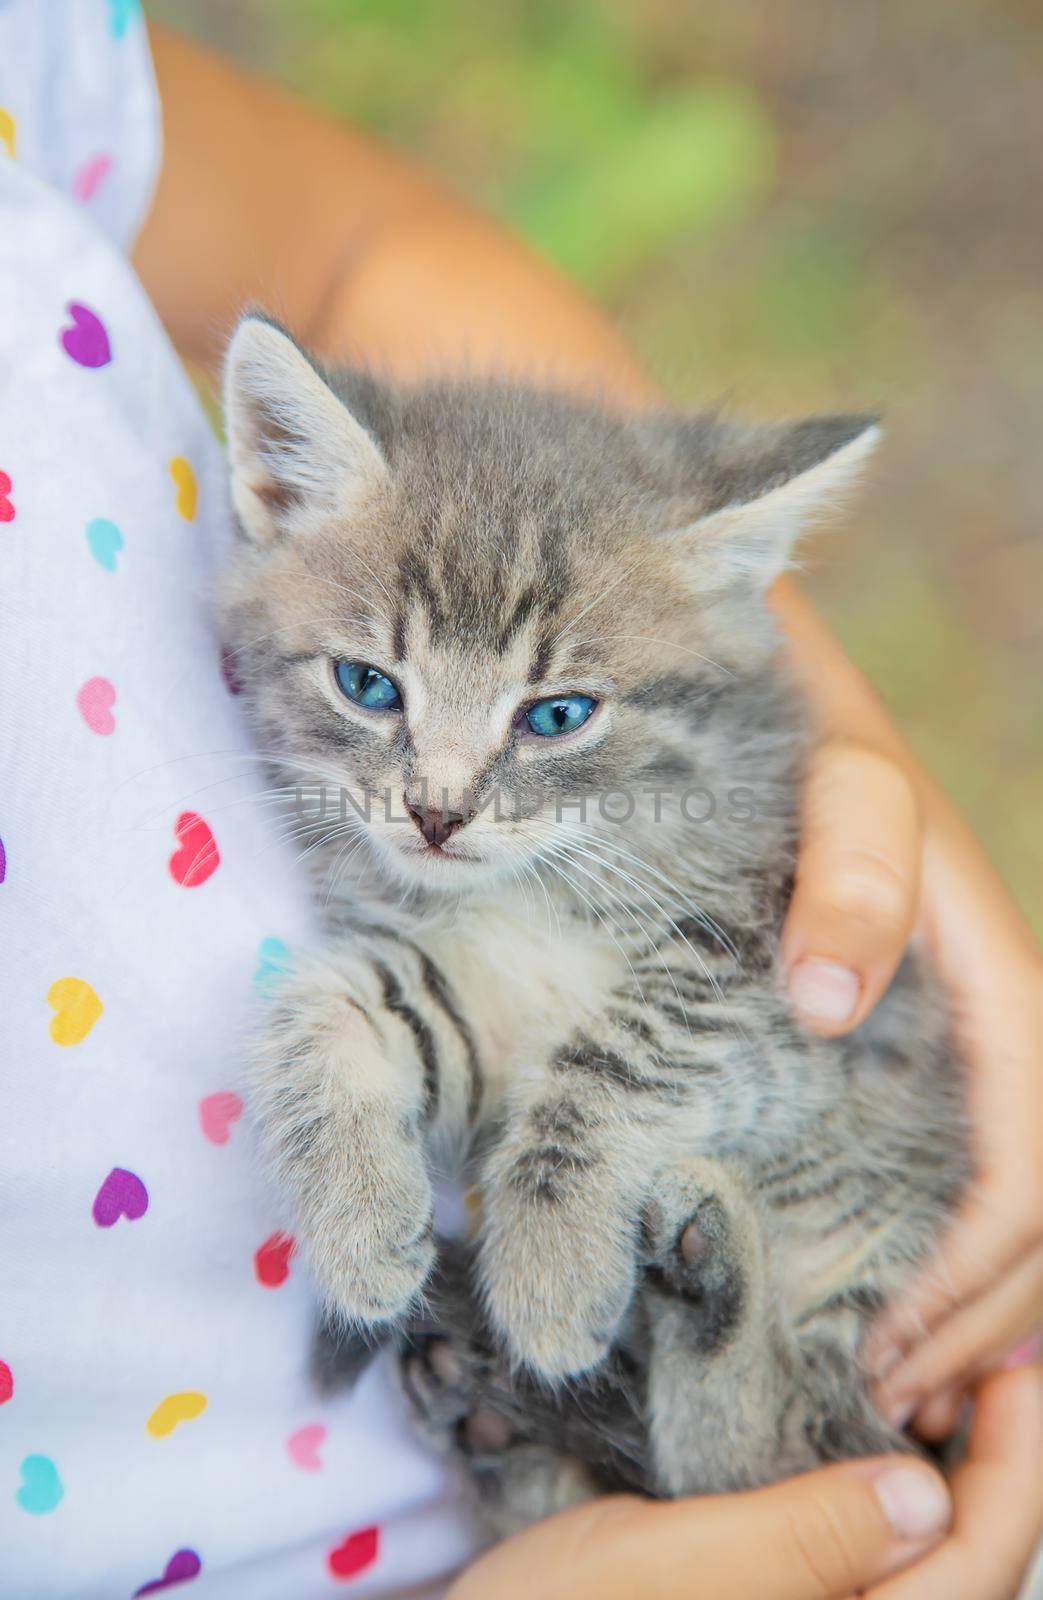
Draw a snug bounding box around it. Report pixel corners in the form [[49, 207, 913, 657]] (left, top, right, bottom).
[[136, 0, 1042, 1471], [135, 24, 656, 402]]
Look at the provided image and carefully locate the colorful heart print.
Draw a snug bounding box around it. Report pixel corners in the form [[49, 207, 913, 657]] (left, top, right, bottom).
[[16, 1455, 63, 1515], [108, 0, 142, 39], [169, 812, 220, 888], [0, 833, 7, 885], [254, 1231, 296, 1288], [86, 517, 124, 571], [327, 1526, 380, 1581], [60, 302, 112, 368], [0, 1360, 13, 1405], [72, 153, 113, 202], [253, 936, 291, 995], [76, 676, 117, 734], [0, 469, 14, 522], [147, 1392, 208, 1439], [134, 1549, 202, 1595], [198, 1091, 243, 1146], [92, 1167, 149, 1227], [169, 457, 198, 521], [48, 977, 103, 1045], [286, 1423, 326, 1472], [0, 108, 13, 160]]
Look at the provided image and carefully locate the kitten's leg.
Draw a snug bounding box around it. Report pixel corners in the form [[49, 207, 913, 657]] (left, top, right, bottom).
[[476, 954, 833, 1382], [399, 1243, 632, 1539], [253, 933, 481, 1326], [641, 1158, 908, 1495], [477, 1030, 679, 1379]]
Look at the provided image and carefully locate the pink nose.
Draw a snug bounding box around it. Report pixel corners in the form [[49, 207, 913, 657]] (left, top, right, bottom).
[[406, 801, 467, 849]]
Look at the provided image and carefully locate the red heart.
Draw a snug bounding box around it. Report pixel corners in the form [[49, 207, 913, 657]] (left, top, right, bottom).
[[168, 811, 220, 888], [327, 1526, 379, 1581], [0, 1359, 13, 1405], [0, 471, 14, 523], [254, 1230, 296, 1288]]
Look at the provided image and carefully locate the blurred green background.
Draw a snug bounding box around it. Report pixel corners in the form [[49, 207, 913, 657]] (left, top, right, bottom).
[[154, 0, 1043, 933]]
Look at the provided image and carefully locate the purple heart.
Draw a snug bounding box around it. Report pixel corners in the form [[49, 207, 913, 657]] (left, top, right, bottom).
[[91, 1167, 148, 1227], [134, 1549, 202, 1595], [60, 302, 112, 368]]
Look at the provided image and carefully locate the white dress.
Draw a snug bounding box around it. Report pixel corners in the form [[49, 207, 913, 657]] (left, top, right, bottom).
[[0, 3, 476, 1594]]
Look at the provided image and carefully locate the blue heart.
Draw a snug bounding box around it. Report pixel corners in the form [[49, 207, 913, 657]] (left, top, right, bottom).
[[17, 1455, 63, 1515], [254, 937, 291, 996], [108, 0, 142, 40], [86, 517, 124, 572]]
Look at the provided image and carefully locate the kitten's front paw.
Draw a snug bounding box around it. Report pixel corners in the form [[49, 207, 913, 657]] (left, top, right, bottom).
[[253, 979, 436, 1329], [307, 1129, 436, 1325], [479, 1199, 636, 1379]]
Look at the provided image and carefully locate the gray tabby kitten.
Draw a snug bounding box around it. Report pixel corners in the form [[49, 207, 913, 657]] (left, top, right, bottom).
[[221, 315, 968, 1533]]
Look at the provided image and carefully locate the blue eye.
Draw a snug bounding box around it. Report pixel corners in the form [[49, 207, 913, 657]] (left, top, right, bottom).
[[335, 660, 402, 711], [524, 694, 597, 738]]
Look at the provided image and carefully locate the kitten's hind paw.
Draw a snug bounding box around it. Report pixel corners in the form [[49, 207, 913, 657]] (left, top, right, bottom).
[[641, 1179, 747, 1355]]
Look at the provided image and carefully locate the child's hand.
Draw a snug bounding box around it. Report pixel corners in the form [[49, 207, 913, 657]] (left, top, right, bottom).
[[450, 1367, 1042, 1600], [865, 824, 1043, 1430], [775, 582, 1043, 1426], [451, 1455, 953, 1600]]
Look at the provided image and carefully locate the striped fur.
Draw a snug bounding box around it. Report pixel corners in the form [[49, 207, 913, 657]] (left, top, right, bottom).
[[222, 316, 969, 1530]]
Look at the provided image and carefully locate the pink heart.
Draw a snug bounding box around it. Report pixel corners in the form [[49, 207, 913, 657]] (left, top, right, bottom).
[[60, 301, 111, 368], [168, 811, 220, 888], [92, 1167, 149, 1227], [72, 153, 113, 202], [76, 676, 116, 735], [198, 1091, 243, 1146], [287, 1423, 326, 1472]]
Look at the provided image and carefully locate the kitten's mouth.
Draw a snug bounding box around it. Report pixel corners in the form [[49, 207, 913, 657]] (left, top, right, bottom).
[[399, 839, 483, 871]]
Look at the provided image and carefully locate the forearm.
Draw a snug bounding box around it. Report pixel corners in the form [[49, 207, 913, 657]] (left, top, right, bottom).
[[135, 24, 655, 402]]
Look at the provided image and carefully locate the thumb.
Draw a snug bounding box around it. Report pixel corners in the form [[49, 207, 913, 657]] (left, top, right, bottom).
[[641, 1457, 952, 1600], [782, 739, 921, 1037], [450, 1457, 952, 1600]]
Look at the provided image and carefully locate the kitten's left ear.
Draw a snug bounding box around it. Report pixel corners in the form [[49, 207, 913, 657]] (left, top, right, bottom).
[[677, 414, 881, 594], [223, 314, 388, 543]]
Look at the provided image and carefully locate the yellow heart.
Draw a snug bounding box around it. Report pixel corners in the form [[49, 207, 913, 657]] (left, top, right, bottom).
[[47, 978, 103, 1046], [169, 456, 198, 521], [0, 109, 14, 160], [147, 1391, 208, 1438]]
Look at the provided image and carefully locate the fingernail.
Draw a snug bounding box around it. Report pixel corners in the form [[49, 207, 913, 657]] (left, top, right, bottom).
[[789, 958, 861, 1025], [873, 1465, 951, 1541], [1004, 1334, 1042, 1370]]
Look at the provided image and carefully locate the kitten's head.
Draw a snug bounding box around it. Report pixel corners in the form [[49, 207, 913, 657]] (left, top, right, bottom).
[[222, 315, 877, 893]]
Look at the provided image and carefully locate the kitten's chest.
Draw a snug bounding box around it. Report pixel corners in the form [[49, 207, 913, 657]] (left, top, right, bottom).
[[413, 900, 623, 1096]]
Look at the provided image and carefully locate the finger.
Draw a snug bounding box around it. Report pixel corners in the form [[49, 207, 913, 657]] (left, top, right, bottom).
[[912, 1331, 1042, 1443], [448, 1457, 952, 1600], [782, 740, 921, 1037], [632, 1458, 951, 1600], [869, 1365, 1043, 1600], [875, 1247, 1043, 1424], [863, 1190, 1035, 1383], [912, 1383, 966, 1444]]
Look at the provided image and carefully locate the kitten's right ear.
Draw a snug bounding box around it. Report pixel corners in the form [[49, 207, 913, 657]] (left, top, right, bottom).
[[223, 315, 388, 543]]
